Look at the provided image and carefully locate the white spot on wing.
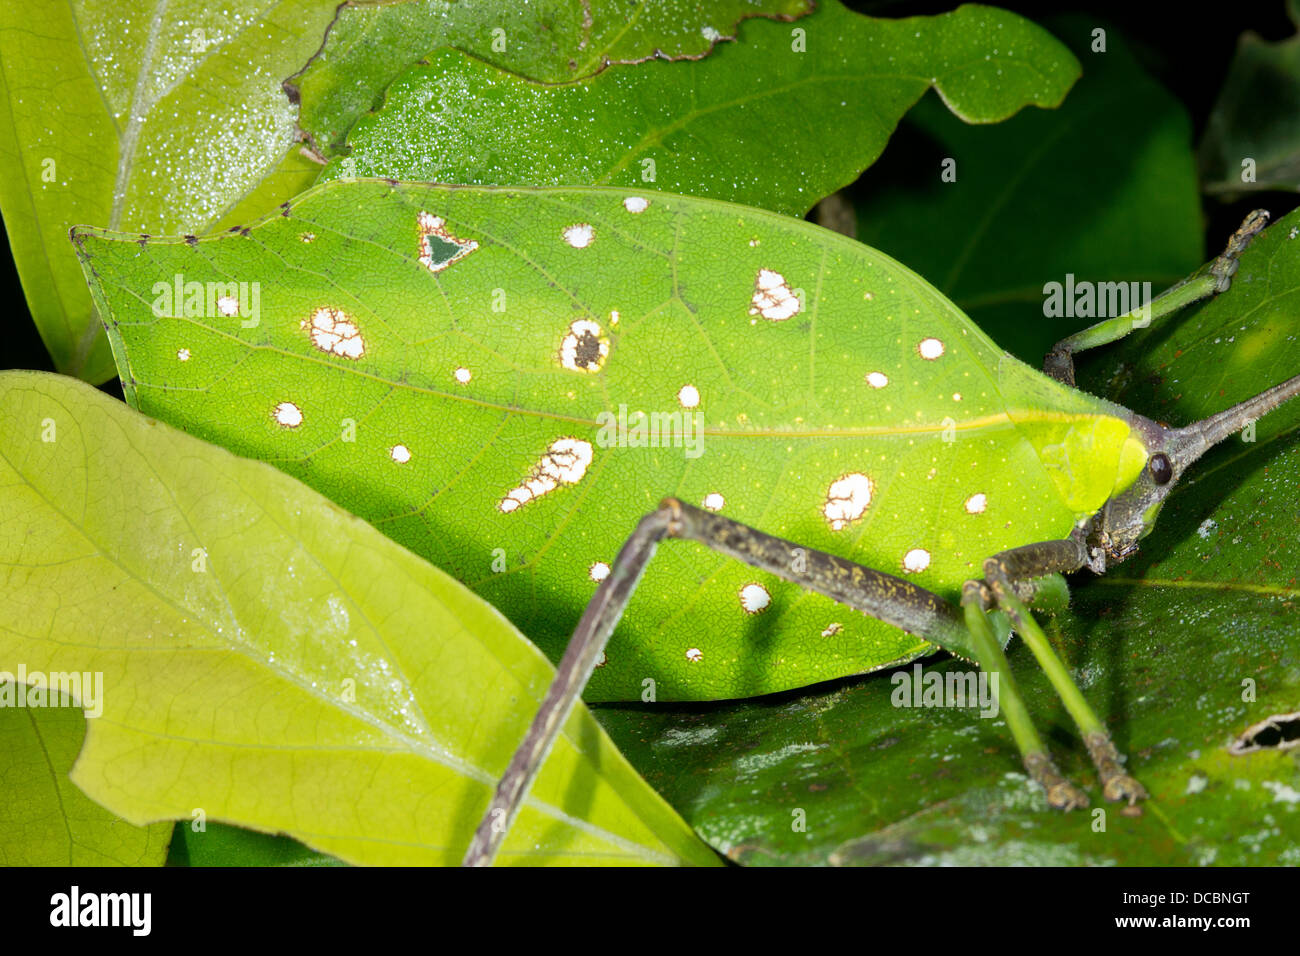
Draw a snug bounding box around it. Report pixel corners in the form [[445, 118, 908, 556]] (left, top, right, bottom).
[[273, 401, 303, 428], [824, 473, 874, 530], [918, 337, 946, 360], [563, 223, 595, 248], [749, 268, 801, 321], [903, 548, 931, 573], [303, 306, 365, 359], [559, 319, 608, 372], [417, 210, 478, 272], [498, 437, 594, 513], [739, 582, 771, 614]]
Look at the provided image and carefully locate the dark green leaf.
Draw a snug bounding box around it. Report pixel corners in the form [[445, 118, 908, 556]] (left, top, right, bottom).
[[855, 18, 1201, 364], [320, 1, 1081, 216]]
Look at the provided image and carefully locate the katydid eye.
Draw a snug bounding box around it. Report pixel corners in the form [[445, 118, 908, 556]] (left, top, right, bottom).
[[1149, 453, 1173, 485]]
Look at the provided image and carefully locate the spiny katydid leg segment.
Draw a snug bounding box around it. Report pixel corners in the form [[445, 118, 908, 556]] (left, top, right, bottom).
[[1044, 209, 1270, 386], [463, 500, 1100, 866]]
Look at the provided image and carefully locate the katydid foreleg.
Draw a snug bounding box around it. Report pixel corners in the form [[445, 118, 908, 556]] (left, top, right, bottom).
[[1044, 209, 1270, 386], [464, 499, 1065, 866]]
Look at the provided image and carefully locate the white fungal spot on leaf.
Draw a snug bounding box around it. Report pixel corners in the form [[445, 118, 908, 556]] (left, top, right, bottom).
[[559, 319, 609, 372], [176, 348, 191, 361], [903, 548, 931, 573], [272, 401, 303, 428], [739, 583, 771, 614], [390, 444, 411, 464], [822, 623, 842, 638], [686, 647, 704, 662], [563, 223, 595, 248], [964, 493, 987, 514], [303, 306, 365, 359], [417, 210, 478, 272], [622, 197, 649, 213], [589, 561, 610, 582], [300, 232, 316, 243], [677, 384, 700, 408], [749, 268, 801, 321], [454, 366, 472, 384], [609, 310, 620, 326], [703, 492, 725, 512], [918, 337, 946, 360], [216, 295, 239, 317], [824, 472, 874, 530], [866, 371, 889, 389], [498, 437, 594, 513]]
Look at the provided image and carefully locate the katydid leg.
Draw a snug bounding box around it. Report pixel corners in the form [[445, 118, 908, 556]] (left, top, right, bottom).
[[463, 498, 1043, 865], [980, 537, 1148, 804], [960, 582, 1088, 810], [1044, 209, 1270, 386]]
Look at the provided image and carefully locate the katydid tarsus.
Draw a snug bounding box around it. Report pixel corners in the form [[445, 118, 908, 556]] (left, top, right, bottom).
[[463, 208, 1300, 867]]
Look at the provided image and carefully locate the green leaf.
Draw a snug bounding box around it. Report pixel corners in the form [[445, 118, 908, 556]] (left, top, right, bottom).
[[166, 822, 343, 866], [319, 1, 1081, 216], [854, 17, 1202, 364], [291, 0, 815, 155], [1199, 0, 1300, 196], [76, 180, 1129, 703], [0, 370, 718, 866], [594, 601, 1300, 866], [0, 704, 171, 866], [594, 208, 1300, 866], [0, 0, 343, 383]]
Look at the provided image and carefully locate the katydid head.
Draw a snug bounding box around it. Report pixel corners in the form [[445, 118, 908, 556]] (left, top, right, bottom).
[[1094, 372, 1300, 564]]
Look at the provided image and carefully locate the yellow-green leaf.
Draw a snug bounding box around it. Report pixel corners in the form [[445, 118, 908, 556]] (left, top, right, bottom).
[[0, 370, 718, 866]]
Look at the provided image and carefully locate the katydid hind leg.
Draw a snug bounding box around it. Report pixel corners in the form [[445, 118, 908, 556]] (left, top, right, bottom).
[[464, 499, 1023, 865], [981, 537, 1148, 805], [1043, 209, 1270, 386], [462, 504, 676, 867]]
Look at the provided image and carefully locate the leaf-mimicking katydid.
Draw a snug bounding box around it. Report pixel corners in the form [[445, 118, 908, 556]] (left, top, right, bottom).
[[461, 205, 1300, 866], [69, 183, 1300, 866]]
